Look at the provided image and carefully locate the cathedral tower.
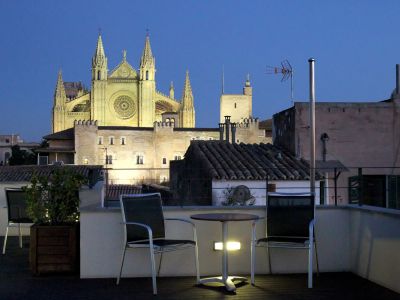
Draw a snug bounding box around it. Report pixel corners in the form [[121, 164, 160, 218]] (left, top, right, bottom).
[[139, 33, 156, 126], [91, 33, 108, 125], [52, 70, 66, 132], [179, 71, 195, 127]]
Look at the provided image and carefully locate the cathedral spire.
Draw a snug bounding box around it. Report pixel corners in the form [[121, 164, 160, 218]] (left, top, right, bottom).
[[179, 71, 195, 127], [54, 69, 66, 100], [182, 71, 193, 107], [92, 33, 108, 80], [140, 33, 155, 68], [93, 34, 106, 67], [169, 81, 175, 99]]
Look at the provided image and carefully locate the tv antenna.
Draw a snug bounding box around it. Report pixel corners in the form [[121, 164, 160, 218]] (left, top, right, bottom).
[[266, 60, 294, 103]]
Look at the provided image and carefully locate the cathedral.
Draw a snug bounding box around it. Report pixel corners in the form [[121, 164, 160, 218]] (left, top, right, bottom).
[[52, 33, 195, 133], [42, 32, 269, 184]]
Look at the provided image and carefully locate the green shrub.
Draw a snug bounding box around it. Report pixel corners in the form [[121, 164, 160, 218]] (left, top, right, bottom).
[[23, 168, 87, 225]]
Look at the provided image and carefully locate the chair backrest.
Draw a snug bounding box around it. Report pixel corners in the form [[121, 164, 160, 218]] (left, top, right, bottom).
[[120, 193, 165, 242], [267, 193, 314, 238], [5, 188, 33, 223]]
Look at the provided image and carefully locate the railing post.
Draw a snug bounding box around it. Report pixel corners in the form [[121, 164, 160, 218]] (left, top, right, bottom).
[[334, 167, 338, 206], [358, 167, 363, 206]]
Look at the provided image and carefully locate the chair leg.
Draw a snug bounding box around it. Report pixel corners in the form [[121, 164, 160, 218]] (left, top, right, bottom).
[[251, 222, 256, 285], [194, 243, 200, 284], [267, 244, 272, 274], [116, 246, 127, 285], [308, 244, 314, 288], [18, 224, 22, 248], [2, 226, 9, 255], [157, 251, 163, 277], [149, 246, 157, 295], [314, 241, 320, 276]]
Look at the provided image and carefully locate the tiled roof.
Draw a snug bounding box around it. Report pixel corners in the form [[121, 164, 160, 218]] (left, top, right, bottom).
[[185, 141, 321, 181], [106, 184, 141, 200], [43, 128, 74, 140], [0, 165, 103, 182]]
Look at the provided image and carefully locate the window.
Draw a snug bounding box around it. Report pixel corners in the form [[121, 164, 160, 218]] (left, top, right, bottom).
[[97, 70, 101, 80], [349, 175, 400, 209], [5, 138, 9, 143], [171, 118, 175, 126], [106, 155, 113, 165], [109, 137, 114, 145], [174, 155, 182, 160], [146, 70, 149, 80], [136, 155, 144, 165], [121, 137, 126, 145], [162, 157, 167, 165], [234, 103, 237, 109], [98, 136, 103, 145], [83, 158, 89, 165]]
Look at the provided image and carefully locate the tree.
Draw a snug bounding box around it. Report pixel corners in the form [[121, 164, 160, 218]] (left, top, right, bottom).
[[8, 145, 36, 165]]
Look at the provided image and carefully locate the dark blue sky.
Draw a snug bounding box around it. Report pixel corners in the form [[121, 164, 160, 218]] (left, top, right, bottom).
[[1, 1, 399, 141]]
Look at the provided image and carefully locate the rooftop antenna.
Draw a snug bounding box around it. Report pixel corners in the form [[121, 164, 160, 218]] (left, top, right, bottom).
[[266, 60, 294, 104], [222, 65, 225, 94]]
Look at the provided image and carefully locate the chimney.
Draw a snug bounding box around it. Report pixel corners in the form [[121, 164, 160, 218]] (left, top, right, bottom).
[[224, 116, 231, 142], [231, 123, 236, 144], [219, 123, 224, 141]]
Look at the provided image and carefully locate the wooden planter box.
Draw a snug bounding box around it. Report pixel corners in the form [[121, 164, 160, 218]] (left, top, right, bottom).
[[30, 223, 79, 275]]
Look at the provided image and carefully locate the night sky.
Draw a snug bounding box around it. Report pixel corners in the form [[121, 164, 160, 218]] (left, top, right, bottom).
[[1, 0, 399, 141]]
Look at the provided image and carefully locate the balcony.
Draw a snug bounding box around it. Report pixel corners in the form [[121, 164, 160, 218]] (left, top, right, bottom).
[[1, 174, 400, 298]]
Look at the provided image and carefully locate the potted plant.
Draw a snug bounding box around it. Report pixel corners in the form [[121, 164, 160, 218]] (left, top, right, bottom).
[[23, 168, 87, 275]]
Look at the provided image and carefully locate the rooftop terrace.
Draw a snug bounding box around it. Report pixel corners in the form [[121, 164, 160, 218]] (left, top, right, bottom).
[[1, 237, 400, 300]]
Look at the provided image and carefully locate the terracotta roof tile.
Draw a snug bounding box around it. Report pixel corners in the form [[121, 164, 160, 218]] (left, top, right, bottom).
[[106, 184, 141, 200], [0, 165, 103, 183], [185, 141, 322, 181]]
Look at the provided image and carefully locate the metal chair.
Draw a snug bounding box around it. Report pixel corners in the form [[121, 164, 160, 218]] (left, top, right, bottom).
[[251, 193, 319, 288], [2, 188, 33, 254], [116, 193, 200, 295]]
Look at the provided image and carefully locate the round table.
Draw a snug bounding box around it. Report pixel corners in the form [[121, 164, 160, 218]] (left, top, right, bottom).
[[191, 213, 259, 292]]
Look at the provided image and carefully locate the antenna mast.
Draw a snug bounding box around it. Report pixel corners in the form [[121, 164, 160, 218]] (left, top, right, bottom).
[[266, 60, 294, 103]]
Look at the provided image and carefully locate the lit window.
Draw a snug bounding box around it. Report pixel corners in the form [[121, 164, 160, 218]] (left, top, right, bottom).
[[83, 158, 89, 165], [136, 155, 144, 165], [121, 137, 126, 145], [106, 155, 112, 165], [162, 158, 167, 165], [109, 137, 114, 145], [98, 137, 103, 145]]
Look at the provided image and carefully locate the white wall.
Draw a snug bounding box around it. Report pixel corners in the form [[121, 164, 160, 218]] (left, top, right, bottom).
[[349, 206, 400, 294], [212, 180, 321, 206], [80, 206, 350, 279]]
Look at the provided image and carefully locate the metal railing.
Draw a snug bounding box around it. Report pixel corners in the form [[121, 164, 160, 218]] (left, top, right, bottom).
[[101, 166, 400, 210]]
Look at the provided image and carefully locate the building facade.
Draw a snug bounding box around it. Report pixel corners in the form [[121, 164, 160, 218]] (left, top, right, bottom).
[[220, 75, 253, 123], [41, 117, 267, 184], [273, 98, 400, 208], [52, 34, 195, 133]]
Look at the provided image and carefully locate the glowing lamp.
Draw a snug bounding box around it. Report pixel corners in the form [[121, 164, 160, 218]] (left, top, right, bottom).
[[213, 241, 241, 251]]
